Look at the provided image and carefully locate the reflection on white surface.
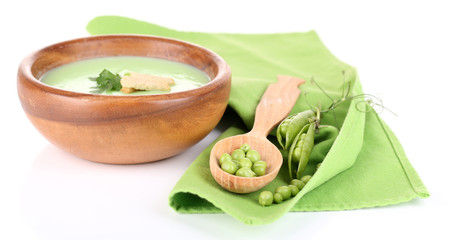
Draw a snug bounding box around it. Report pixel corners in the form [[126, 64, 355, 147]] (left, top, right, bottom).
[[21, 130, 221, 239], [20, 128, 325, 240]]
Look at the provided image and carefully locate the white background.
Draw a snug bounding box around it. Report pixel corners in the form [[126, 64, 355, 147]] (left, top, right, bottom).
[[2, 1, 450, 239]]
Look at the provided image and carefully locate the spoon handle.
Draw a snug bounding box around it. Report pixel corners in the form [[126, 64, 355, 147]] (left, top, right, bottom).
[[249, 75, 305, 138]]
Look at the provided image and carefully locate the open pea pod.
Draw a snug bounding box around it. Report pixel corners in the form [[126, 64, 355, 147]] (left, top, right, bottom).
[[276, 109, 315, 150], [295, 123, 316, 179], [276, 114, 295, 148], [287, 123, 313, 179]]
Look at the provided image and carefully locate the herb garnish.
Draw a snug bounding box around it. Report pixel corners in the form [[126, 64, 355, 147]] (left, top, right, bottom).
[[90, 69, 122, 93]]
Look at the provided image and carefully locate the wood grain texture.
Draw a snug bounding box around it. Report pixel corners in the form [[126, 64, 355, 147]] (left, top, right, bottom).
[[210, 76, 305, 193], [17, 35, 231, 164]]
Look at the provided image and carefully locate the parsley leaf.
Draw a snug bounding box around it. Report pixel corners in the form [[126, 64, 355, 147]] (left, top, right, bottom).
[[90, 69, 122, 93]]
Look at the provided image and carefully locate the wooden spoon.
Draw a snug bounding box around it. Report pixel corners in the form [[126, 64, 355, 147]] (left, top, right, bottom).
[[209, 75, 305, 193]]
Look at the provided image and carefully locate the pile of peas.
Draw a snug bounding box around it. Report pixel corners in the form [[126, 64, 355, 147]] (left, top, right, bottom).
[[258, 175, 312, 206], [219, 143, 267, 177]]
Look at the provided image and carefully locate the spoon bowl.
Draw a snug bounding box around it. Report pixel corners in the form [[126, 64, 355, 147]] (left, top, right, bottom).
[[210, 75, 305, 193], [210, 134, 282, 193]]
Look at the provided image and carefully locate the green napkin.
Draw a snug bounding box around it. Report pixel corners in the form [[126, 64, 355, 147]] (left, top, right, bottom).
[[86, 16, 429, 225]]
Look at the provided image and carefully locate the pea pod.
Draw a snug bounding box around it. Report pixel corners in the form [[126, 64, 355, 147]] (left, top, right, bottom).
[[276, 109, 315, 150], [287, 123, 310, 179], [288, 122, 315, 180], [277, 114, 296, 138]]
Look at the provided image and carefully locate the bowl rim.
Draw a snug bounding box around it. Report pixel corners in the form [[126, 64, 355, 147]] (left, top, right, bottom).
[[18, 34, 231, 101]]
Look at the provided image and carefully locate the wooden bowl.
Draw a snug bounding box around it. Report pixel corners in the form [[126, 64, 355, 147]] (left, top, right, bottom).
[[209, 134, 283, 193], [17, 35, 231, 164]]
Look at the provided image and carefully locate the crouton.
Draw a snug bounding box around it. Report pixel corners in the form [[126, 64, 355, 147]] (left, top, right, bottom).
[[120, 87, 136, 94], [120, 72, 175, 93]]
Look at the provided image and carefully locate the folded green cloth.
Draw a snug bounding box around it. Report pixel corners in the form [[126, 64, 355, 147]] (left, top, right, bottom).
[[86, 16, 429, 225]]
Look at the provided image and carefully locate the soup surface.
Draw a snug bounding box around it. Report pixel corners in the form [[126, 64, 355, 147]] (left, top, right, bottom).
[[40, 56, 211, 95]]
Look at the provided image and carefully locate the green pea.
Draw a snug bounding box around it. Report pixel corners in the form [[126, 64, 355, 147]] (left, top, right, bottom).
[[258, 191, 273, 206], [219, 153, 232, 165], [292, 147, 301, 163], [236, 167, 256, 177], [273, 192, 284, 204], [279, 122, 290, 136], [275, 186, 291, 200], [252, 160, 267, 176], [231, 159, 240, 168], [301, 175, 312, 184], [253, 160, 267, 167], [221, 159, 237, 175], [240, 143, 251, 153], [252, 166, 266, 176], [295, 133, 306, 148], [231, 149, 245, 160], [246, 149, 261, 163], [239, 158, 253, 169], [290, 179, 305, 191], [288, 185, 299, 196]]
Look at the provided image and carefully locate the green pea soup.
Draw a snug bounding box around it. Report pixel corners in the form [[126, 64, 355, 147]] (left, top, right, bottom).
[[40, 56, 211, 95]]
